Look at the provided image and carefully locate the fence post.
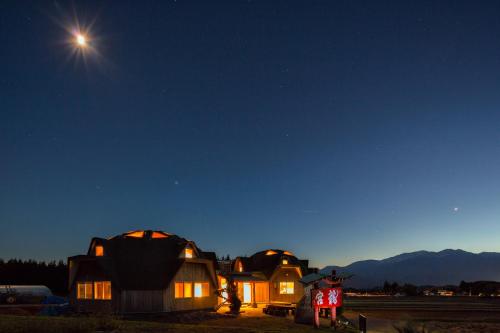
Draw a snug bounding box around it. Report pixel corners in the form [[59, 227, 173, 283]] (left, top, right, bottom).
[[359, 314, 367, 333]]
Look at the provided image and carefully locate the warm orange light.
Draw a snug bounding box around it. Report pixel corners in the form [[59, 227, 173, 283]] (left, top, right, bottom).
[[152, 231, 169, 239], [95, 245, 104, 256], [238, 262, 243, 272], [77, 282, 92, 299], [282, 259, 288, 265], [185, 248, 193, 258], [94, 281, 111, 300], [283, 251, 294, 256], [266, 250, 278, 256], [184, 282, 192, 297], [125, 231, 144, 238], [279, 282, 294, 294]]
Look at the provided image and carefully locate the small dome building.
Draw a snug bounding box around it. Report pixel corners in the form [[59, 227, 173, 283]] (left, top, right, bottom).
[[228, 249, 316, 305]]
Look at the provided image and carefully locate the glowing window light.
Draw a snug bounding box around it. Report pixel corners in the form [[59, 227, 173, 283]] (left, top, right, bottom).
[[185, 248, 193, 258], [152, 231, 169, 239], [184, 282, 192, 298], [77, 282, 92, 299], [283, 251, 294, 256], [266, 250, 278, 256], [94, 281, 111, 300], [282, 259, 288, 265], [95, 245, 104, 256], [279, 282, 294, 294], [125, 231, 144, 238], [194, 283, 202, 298]]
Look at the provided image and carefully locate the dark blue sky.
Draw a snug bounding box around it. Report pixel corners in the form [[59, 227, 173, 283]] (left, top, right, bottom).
[[1, 0, 500, 267]]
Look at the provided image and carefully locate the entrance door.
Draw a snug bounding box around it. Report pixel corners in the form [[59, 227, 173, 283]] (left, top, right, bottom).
[[243, 283, 252, 303]]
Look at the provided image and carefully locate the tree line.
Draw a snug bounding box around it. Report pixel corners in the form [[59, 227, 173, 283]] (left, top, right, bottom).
[[0, 259, 68, 295]]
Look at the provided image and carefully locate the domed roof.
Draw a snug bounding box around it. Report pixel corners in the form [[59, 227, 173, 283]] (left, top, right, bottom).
[[236, 249, 302, 278], [79, 230, 215, 290], [110, 230, 173, 240]]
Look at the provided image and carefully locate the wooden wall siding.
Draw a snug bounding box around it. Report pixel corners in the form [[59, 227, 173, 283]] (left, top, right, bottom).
[[120, 290, 163, 313], [164, 262, 217, 312], [237, 282, 243, 302], [254, 282, 269, 303], [270, 268, 304, 304]]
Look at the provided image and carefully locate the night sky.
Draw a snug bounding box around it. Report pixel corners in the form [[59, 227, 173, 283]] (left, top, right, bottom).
[[2, 1, 500, 267]]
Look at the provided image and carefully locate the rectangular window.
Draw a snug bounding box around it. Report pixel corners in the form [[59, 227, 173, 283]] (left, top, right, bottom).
[[95, 245, 104, 256], [279, 282, 294, 294], [175, 282, 184, 298], [202, 282, 210, 297], [185, 248, 193, 258], [184, 282, 192, 297], [194, 283, 202, 297], [77, 282, 92, 299], [194, 282, 210, 298], [175, 282, 193, 298], [94, 281, 111, 300]]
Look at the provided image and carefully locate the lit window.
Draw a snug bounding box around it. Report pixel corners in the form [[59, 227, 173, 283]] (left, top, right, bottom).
[[266, 250, 277, 256], [184, 282, 192, 297], [125, 231, 144, 238], [152, 231, 169, 239], [283, 251, 294, 256], [279, 282, 294, 294], [185, 248, 193, 258], [194, 283, 202, 297], [194, 282, 210, 298], [175, 282, 193, 298], [77, 282, 93, 299], [94, 281, 111, 300], [175, 282, 183, 298], [95, 245, 104, 256], [282, 259, 288, 265]]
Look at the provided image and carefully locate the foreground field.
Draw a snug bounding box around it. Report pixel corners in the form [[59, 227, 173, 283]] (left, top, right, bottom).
[[4, 297, 500, 333], [0, 313, 355, 333], [345, 296, 500, 333]]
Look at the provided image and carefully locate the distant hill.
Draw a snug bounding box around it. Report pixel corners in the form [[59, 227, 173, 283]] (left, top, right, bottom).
[[321, 249, 500, 289]]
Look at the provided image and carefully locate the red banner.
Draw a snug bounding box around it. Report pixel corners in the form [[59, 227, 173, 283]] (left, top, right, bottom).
[[311, 287, 342, 308]]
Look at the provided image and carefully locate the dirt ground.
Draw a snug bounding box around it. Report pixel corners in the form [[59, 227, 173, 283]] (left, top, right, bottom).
[[344, 296, 500, 333]]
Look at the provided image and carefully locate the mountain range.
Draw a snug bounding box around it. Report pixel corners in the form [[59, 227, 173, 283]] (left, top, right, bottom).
[[320, 249, 500, 289]]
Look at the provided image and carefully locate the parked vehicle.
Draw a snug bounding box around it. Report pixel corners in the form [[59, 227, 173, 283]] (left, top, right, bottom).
[[0, 285, 52, 304]]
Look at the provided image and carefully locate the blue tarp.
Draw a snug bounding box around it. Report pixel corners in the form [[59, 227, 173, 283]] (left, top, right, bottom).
[[38, 296, 70, 316]]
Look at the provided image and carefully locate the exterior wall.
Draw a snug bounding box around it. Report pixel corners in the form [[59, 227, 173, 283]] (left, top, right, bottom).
[[164, 261, 217, 312], [269, 267, 304, 304], [69, 282, 117, 314], [68, 259, 116, 313], [120, 290, 163, 313]]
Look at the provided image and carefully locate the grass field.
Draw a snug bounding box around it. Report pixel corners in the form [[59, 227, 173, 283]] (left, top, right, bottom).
[[0, 312, 356, 333], [3, 297, 500, 333]]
